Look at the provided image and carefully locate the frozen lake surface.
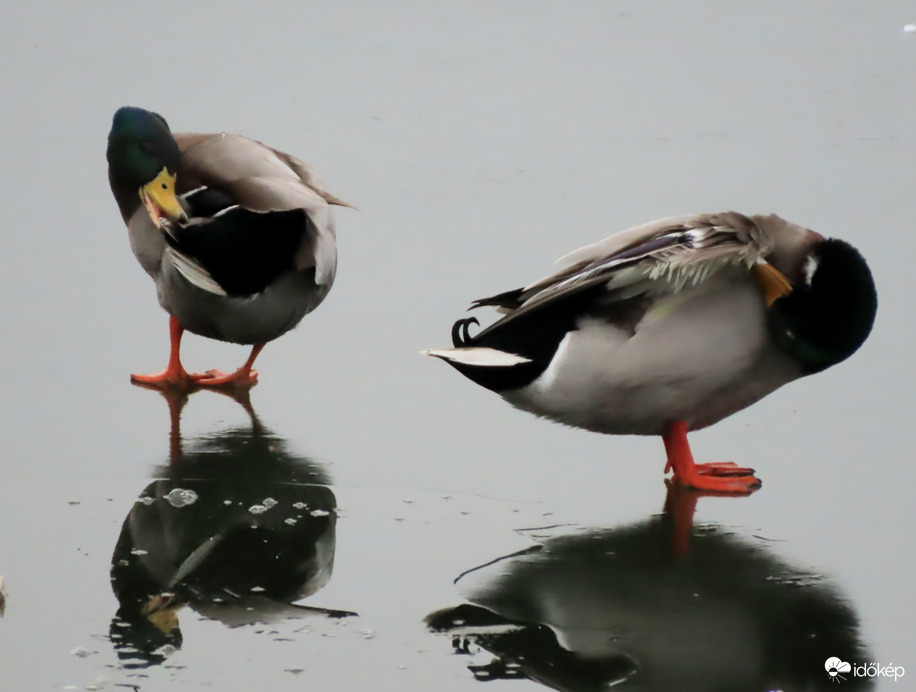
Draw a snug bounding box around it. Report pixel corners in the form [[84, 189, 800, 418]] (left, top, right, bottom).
[[1, 2, 914, 690]]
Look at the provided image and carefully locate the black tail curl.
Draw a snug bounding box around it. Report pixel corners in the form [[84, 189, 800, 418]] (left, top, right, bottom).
[[451, 317, 480, 347]]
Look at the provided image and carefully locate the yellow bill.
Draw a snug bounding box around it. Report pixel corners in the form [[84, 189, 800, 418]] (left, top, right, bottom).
[[140, 167, 187, 228], [753, 262, 793, 307]]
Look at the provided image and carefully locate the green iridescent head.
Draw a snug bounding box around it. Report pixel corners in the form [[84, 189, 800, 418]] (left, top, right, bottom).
[[769, 239, 877, 374], [107, 107, 186, 225]]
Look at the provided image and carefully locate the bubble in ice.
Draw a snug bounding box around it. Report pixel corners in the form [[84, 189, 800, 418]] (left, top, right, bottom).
[[905, 23, 916, 33], [309, 509, 330, 517], [130, 549, 149, 556], [85, 676, 110, 691], [70, 646, 93, 657], [137, 496, 155, 506], [249, 504, 268, 515], [166, 488, 198, 508], [250, 586, 266, 593], [284, 518, 298, 525], [292, 502, 308, 510], [262, 497, 278, 509], [360, 628, 376, 640]]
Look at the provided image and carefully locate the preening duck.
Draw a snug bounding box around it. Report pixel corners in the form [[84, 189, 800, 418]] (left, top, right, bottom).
[[107, 106, 352, 388], [424, 212, 877, 493]]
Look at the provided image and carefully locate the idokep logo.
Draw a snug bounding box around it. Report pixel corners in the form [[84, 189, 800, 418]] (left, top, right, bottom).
[[825, 658, 851, 683], [825, 657, 905, 683]]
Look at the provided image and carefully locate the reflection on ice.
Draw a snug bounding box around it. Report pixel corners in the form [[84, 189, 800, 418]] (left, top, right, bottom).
[[429, 486, 872, 691], [109, 389, 354, 668]]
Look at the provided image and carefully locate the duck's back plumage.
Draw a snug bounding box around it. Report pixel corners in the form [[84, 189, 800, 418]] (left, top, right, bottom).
[[470, 212, 773, 321], [173, 132, 341, 288], [127, 132, 349, 345]]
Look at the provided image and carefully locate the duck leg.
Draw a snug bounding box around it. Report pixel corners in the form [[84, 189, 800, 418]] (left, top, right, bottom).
[[662, 421, 761, 493], [130, 316, 196, 388], [190, 343, 264, 389], [131, 317, 261, 389]]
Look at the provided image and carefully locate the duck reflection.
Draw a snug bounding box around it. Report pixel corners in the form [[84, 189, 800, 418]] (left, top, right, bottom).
[[109, 388, 353, 668], [428, 485, 871, 691]]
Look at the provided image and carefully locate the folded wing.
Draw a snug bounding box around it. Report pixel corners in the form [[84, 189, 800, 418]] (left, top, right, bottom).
[[469, 212, 774, 340], [162, 133, 350, 294]]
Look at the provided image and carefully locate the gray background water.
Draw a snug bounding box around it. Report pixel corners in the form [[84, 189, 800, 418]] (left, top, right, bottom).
[[1, 1, 914, 690]]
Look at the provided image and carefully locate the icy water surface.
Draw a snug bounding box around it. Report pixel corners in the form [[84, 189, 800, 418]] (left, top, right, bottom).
[[1, 1, 914, 690]]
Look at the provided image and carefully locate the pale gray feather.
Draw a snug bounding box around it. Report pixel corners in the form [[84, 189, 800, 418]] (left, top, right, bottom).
[[174, 132, 345, 286], [127, 207, 166, 278], [472, 212, 779, 340], [164, 247, 228, 297]]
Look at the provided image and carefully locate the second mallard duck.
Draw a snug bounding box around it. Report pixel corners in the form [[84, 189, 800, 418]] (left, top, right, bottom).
[[425, 212, 877, 492], [107, 106, 352, 388]]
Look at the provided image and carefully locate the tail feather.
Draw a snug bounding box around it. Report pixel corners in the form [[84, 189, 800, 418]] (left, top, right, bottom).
[[422, 347, 532, 367], [427, 307, 565, 392], [468, 287, 526, 311], [451, 317, 480, 347]]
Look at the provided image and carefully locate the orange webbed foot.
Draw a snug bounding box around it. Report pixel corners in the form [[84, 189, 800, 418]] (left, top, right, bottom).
[[695, 461, 757, 477], [188, 344, 264, 389], [130, 316, 197, 390], [663, 421, 762, 496], [670, 470, 761, 495], [130, 368, 195, 390], [188, 368, 259, 389]]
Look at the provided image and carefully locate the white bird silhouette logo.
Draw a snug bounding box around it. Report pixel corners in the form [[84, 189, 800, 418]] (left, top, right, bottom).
[[825, 657, 852, 684]]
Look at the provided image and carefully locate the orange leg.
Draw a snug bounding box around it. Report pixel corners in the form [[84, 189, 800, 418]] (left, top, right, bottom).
[[190, 343, 264, 389], [131, 317, 262, 390], [662, 421, 761, 493], [131, 316, 195, 389]]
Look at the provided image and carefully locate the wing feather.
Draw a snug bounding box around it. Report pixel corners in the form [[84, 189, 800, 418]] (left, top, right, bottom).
[[173, 132, 344, 287], [471, 212, 773, 340], [165, 247, 229, 296]]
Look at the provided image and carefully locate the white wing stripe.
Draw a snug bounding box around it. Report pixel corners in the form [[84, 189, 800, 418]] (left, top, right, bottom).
[[165, 247, 228, 296]]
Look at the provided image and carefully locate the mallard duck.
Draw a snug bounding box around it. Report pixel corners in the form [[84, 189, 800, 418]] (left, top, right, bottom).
[[424, 212, 877, 493], [107, 106, 352, 388]]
